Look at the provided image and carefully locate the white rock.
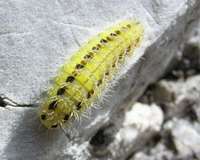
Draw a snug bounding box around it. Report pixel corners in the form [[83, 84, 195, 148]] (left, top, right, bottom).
[[165, 119, 200, 158], [133, 144, 174, 160], [107, 103, 163, 160], [123, 103, 163, 132]]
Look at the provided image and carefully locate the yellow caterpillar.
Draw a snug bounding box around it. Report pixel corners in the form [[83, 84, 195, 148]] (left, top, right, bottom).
[[39, 20, 144, 129]]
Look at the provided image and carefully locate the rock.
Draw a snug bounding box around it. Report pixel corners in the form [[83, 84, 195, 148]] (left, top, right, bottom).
[[0, 0, 200, 160], [143, 75, 200, 121], [133, 144, 175, 160], [164, 119, 200, 159], [107, 103, 164, 160], [131, 63, 200, 159], [129, 118, 200, 160]]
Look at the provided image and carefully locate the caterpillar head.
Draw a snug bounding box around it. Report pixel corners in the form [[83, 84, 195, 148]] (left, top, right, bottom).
[[39, 99, 72, 129]]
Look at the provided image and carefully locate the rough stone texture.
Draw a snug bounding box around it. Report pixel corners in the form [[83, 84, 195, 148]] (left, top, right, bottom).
[[165, 119, 200, 159], [107, 103, 164, 160], [133, 24, 200, 160], [0, 0, 200, 160], [134, 76, 200, 160]]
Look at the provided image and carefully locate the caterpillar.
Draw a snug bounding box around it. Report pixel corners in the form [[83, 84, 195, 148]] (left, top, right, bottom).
[[39, 20, 144, 129]]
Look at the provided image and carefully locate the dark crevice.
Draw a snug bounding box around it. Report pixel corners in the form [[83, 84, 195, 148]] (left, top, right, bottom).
[[163, 43, 200, 81], [162, 130, 178, 154], [125, 151, 137, 160], [89, 124, 117, 157], [90, 124, 116, 147], [125, 133, 163, 160], [145, 133, 162, 148], [0, 96, 7, 107], [0, 95, 35, 108]]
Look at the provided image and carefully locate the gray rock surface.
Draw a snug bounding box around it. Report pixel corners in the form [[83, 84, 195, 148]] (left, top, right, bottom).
[[165, 119, 200, 159], [132, 62, 200, 159], [0, 0, 200, 160], [108, 103, 164, 160]]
